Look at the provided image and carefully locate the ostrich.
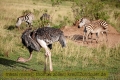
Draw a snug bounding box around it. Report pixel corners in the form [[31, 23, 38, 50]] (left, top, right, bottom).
[[17, 27, 66, 71]]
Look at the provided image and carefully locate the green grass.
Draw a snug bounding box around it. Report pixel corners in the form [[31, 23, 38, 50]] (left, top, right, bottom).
[[0, 0, 120, 80], [0, 41, 120, 80]]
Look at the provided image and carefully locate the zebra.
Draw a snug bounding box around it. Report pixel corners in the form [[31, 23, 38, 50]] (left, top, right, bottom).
[[40, 13, 51, 27], [16, 13, 34, 29], [40, 13, 50, 21], [17, 27, 66, 71], [78, 18, 108, 43]]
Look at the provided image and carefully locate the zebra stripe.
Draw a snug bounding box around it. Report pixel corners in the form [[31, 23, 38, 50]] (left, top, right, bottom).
[[85, 24, 94, 31], [16, 13, 34, 28], [25, 14, 30, 21], [86, 20, 108, 31], [100, 20, 108, 28], [78, 18, 108, 43]]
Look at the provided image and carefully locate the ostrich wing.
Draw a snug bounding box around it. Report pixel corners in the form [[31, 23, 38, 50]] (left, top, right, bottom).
[[21, 29, 41, 51]]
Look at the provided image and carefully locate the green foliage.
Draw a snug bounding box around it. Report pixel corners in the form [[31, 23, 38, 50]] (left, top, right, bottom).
[[0, 0, 120, 79], [101, 0, 120, 8], [51, 0, 62, 6], [94, 12, 109, 21], [57, 16, 72, 27], [115, 2, 120, 8], [114, 11, 120, 20], [33, 9, 39, 16], [22, 10, 32, 15], [71, 0, 110, 21], [53, 25, 61, 28], [44, 9, 48, 13]]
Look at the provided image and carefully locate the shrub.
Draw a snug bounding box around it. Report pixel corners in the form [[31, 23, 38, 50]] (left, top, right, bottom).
[[51, 0, 62, 6], [71, 0, 110, 21], [22, 10, 32, 15], [114, 11, 120, 20], [33, 9, 40, 16], [94, 11, 109, 21]]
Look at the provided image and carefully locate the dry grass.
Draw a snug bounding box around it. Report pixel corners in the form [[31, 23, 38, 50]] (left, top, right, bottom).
[[0, 0, 120, 80], [0, 0, 73, 56]]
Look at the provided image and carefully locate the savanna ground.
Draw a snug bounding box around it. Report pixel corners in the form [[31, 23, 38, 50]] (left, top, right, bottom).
[[0, 0, 120, 80]]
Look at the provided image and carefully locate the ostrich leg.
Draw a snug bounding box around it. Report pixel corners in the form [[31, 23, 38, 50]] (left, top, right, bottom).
[[37, 39, 53, 72]]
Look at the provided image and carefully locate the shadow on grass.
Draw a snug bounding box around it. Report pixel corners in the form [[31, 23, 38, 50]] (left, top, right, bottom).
[[71, 35, 83, 41], [66, 35, 83, 41], [0, 57, 36, 71], [7, 25, 15, 30]]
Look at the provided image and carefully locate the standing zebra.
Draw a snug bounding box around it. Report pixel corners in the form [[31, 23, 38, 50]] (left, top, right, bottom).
[[40, 13, 51, 27], [16, 13, 34, 29], [17, 27, 66, 71], [40, 13, 50, 21], [78, 18, 108, 43]]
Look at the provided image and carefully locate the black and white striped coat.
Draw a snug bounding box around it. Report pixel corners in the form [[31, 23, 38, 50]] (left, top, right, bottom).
[[16, 13, 34, 28], [78, 18, 108, 43]]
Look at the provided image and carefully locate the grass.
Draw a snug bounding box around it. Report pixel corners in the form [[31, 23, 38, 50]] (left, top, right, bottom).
[[0, 40, 120, 80], [0, 0, 120, 80]]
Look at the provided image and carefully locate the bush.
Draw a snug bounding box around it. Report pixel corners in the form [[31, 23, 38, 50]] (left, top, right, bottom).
[[114, 11, 120, 20], [22, 10, 32, 15], [51, 0, 62, 6], [94, 12, 109, 21], [71, 0, 110, 21]]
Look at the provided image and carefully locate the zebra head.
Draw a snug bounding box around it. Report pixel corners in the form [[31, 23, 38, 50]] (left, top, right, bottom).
[[16, 17, 22, 28], [78, 18, 91, 28]]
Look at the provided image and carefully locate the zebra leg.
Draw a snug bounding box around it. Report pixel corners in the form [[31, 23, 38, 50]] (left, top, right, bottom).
[[86, 32, 90, 44], [104, 31, 108, 42], [30, 21, 33, 27], [28, 23, 32, 27], [88, 33, 92, 39], [83, 32, 85, 43], [90, 33, 93, 43], [96, 32, 100, 43], [26, 22, 31, 27], [17, 26, 20, 30], [101, 32, 104, 42]]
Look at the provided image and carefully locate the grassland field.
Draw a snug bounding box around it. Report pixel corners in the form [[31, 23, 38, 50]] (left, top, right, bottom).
[[0, 0, 120, 80]]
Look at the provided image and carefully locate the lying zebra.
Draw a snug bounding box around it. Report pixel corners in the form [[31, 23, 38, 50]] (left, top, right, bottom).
[[78, 18, 108, 43], [16, 13, 34, 29]]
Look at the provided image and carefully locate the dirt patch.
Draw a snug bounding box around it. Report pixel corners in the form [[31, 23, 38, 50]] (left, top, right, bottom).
[[61, 25, 120, 47]]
